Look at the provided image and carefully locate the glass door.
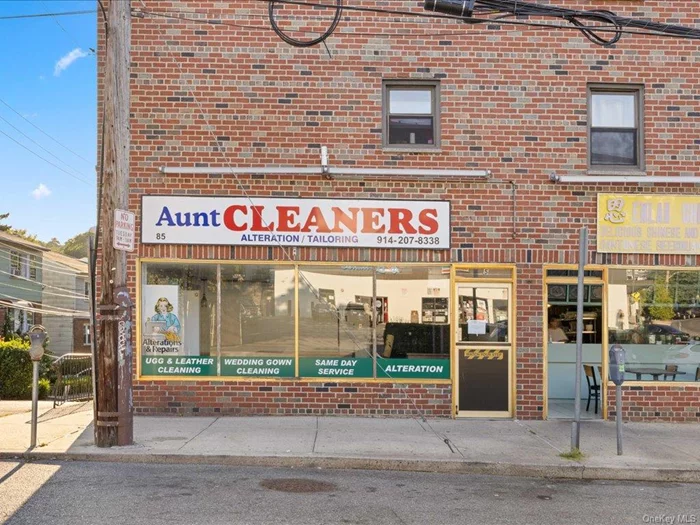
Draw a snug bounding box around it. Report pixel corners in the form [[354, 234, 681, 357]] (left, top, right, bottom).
[[455, 283, 512, 417]]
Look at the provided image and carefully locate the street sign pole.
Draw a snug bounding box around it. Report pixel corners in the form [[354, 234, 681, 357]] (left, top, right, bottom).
[[571, 226, 588, 452]]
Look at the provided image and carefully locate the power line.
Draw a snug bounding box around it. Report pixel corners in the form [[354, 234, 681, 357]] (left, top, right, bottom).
[[0, 280, 87, 301], [0, 114, 92, 181], [0, 292, 88, 314], [0, 248, 89, 279], [0, 268, 92, 297], [41, 0, 96, 55], [0, 128, 93, 186], [258, 0, 700, 42], [0, 97, 93, 166], [0, 10, 96, 21], [137, 5, 700, 43]]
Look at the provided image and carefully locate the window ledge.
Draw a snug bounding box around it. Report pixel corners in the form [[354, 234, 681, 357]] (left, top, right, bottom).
[[587, 168, 646, 177], [383, 147, 442, 154]]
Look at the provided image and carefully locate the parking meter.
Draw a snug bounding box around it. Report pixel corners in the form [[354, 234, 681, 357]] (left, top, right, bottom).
[[609, 344, 626, 386], [609, 344, 626, 455]]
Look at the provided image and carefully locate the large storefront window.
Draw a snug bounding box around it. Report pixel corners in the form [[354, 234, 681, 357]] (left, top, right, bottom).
[[220, 265, 295, 377], [140, 261, 451, 381], [141, 263, 218, 377], [608, 269, 700, 382]]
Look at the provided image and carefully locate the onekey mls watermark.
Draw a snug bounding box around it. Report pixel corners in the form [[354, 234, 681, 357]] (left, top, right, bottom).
[[643, 515, 697, 524]]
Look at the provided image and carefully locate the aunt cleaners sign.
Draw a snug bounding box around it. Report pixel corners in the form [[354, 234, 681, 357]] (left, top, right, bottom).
[[142, 196, 450, 249]]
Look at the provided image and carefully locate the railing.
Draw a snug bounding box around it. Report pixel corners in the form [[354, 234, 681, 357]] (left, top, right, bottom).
[[50, 353, 93, 407]]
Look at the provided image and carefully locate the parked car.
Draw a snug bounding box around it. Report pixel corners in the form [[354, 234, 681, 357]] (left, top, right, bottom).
[[664, 342, 700, 366], [647, 324, 691, 343]]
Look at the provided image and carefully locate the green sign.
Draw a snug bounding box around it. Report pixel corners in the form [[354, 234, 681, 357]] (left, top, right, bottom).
[[299, 357, 373, 378], [221, 357, 295, 377], [377, 359, 450, 379], [141, 355, 217, 376]]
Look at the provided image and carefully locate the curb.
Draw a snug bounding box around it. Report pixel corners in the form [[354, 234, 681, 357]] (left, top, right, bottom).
[[2, 451, 699, 484]]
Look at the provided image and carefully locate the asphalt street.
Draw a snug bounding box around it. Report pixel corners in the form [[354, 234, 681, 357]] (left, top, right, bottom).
[[1, 460, 698, 525]]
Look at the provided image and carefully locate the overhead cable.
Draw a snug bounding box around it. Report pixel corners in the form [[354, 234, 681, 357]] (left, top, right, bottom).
[[0, 97, 93, 166]]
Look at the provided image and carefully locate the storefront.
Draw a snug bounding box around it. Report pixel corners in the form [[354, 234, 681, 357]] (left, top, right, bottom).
[[544, 194, 700, 422], [133, 193, 522, 417], [131, 193, 700, 421]]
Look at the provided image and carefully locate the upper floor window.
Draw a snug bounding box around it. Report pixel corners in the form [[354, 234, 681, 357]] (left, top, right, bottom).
[[383, 81, 440, 149], [84, 281, 90, 298], [9, 251, 22, 276], [9, 251, 34, 279], [588, 85, 643, 170], [29, 255, 38, 281]]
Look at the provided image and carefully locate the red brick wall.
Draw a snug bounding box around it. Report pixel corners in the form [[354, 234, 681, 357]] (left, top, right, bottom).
[[73, 319, 91, 354], [134, 381, 452, 417], [607, 385, 700, 423], [96, 1, 700, 419]]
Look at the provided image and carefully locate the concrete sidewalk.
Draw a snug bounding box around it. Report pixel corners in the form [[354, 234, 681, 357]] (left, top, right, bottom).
[[1, 401, 699, 483]]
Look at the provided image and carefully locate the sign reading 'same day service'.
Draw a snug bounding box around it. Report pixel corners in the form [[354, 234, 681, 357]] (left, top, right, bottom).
[[142, 196, 450, 249], [597, 193, 700, 255]]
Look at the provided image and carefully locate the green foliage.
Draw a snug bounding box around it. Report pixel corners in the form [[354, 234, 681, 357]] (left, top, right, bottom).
[[0, 340, 55, 399], [649, 281, 675, 321], [60, 231, 92, 259], [38, 378, 50, 399], [0, 212, 10, 232], [1, 311, 14, 340], [560, 448, 585, 461], [0, 340, 32, 399]]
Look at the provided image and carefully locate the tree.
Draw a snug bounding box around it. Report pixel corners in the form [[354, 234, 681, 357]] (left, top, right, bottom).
[[45, 237, 62, 251], [0, 212, 10, 232], [61, 231, 92, 259], [648, 279, 675, 321]]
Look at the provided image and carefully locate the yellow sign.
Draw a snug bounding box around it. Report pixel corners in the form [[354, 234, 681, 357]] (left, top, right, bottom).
[[597, 194, 700, 254], [463, 349, 504, 361]]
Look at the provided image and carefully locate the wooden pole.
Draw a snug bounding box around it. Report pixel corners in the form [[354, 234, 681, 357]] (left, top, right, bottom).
[[97, 0, 131, 447]]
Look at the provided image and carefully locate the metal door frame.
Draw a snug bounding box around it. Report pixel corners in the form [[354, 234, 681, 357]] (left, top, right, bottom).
[[453, 273, 515, 419]]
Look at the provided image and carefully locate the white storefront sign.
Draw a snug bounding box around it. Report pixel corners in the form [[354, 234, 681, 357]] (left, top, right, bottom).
[[141, 196, 450, 249], [114, 209, 135, 251]]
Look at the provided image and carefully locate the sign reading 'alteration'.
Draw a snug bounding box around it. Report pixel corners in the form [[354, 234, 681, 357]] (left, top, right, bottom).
[[141, 196, 450, 249]]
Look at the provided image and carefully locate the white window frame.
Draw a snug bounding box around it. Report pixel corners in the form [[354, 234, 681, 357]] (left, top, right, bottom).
[[83, 324, 91, 346]]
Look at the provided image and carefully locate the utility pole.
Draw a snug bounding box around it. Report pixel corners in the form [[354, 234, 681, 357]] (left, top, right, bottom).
[[96, 0, 132, 447]]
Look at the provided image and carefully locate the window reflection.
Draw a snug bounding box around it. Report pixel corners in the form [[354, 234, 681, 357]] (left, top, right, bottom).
[[220, 265, 295, 358], [608, 269, 700, 382], [378, 266, 451, 359], [298, 266, 374, 361]]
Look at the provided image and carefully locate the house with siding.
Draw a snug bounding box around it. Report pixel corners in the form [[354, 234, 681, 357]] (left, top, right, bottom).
[[41, 251, 91, 356], [0, 231, 46, 335]]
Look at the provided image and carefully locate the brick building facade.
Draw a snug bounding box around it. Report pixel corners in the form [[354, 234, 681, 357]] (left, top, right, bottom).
[[101, 1, 700, 421]]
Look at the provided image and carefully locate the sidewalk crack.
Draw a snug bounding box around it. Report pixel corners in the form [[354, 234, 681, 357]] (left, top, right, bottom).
[[177, 417, 219, 451], [515, 419, 568, 456], [312, 417, 319, 453]]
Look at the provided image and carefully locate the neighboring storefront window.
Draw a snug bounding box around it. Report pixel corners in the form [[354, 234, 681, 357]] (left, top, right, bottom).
[[608, 268, 700, 382], [140, 262, 452, 380]]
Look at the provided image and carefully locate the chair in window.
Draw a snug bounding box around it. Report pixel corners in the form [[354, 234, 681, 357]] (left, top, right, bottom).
[[664, 364, 678, 381], [583, 365, 600, 414]]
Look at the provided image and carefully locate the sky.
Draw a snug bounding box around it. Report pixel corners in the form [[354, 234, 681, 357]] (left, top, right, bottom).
[[0, 0, 97, 243]]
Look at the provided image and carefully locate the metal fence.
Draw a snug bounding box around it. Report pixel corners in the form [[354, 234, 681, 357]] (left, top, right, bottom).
[[50, 353, 93, 407]]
